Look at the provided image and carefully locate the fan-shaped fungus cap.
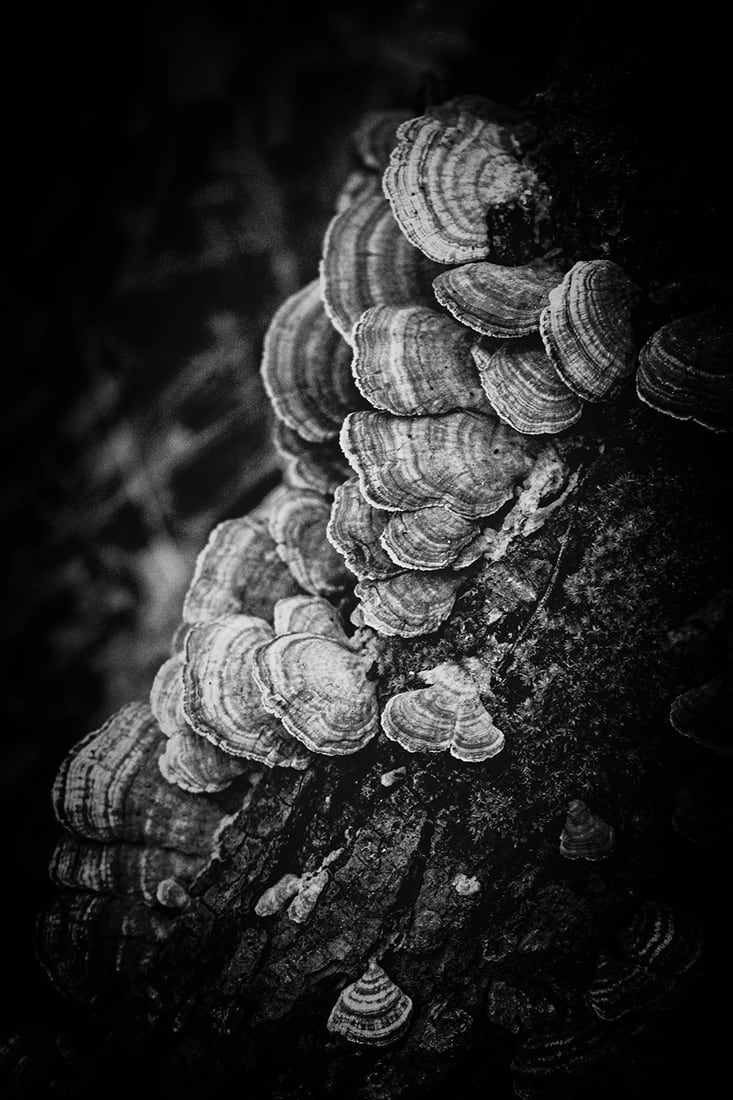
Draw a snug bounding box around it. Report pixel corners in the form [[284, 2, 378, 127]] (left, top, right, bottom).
[[326, 477, 399, 581], [351, 304, 488, 416], [182, 615, 310, 769], [433, 259, 562, 338], [383, 98, 547, 264], [327, 958, 413, 1046], [320, 194, 443, 344], [261, 279, 362, 443], [273, 594, 350, 644], [354, 571, 462, 637], [150, 652, 187, 736], [158, 728, 249, 793], [381, 660, 504, 760], [559, 799, 616, 861], [586, 954, 675, 1021], [619, 901, 704, 975], [353, 108, 413, 170], [473, 337, 583, 435], [37, 893, 174, 1001], [539, 260, 638, 401], [268, 488, 351, 597], [183, 515, 300, 626], [380, 506, 482, 571], [669, 675, 732, 755], [252, 632, 379, 754], [636, 309, 733, 432], [49, 834, 205, 907], [340, 410, 539, 518], [273, 421, 353, 497], [51, 702, 226, 854]]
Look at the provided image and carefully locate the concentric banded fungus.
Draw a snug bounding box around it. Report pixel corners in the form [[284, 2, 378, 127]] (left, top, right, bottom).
[[381, 660, 504, 760], [351, 305, 488, 416], [510, 1014, 612, 1095], [354, 571, 462, 637], [255, 873, 302, 917], [183, 615, 310, 769], [352, 108, 413, 170], [340, 410, 539, 518], [472, 337, 583, 435], [326, 477, 398, 581], [252, 632, 379, 754], [619, 901, 703, 975], [636, 309, 733, 432], [559, 799, 616, 861], [273, 421, 353, 496], [158, 729, 249, 793], [37, 894, 174, 1001], [669, 675, 732, 755], [52, 702, 225, 853], [320, 194, 443, 344], [586, 954, 675, 1021], [269, 488, 351, 597], [380, 506, 482, 571], [539, 260, 638, 401], [433, 259, 562, 337], [273, 594, 350, 644], [49, 835, 204, 907], [261, 279, 362, 442], [326, 958, 412, 1046], [383, 98, 546, 264], [183, 515, 300, 625], [150, 653, 186, 736]]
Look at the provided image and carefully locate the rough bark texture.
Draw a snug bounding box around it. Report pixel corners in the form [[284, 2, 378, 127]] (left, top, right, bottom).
[[5, 12, 731, 1100], [38, 405, 730, 1098]]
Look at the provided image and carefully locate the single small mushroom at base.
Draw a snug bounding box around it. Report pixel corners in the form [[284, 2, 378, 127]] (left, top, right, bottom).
[[559, 800, 616, 861], [326, 958, 413, 1046]]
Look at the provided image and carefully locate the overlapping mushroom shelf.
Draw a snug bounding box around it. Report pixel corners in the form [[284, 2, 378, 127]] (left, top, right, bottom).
[[39, 90, 730, 1081]]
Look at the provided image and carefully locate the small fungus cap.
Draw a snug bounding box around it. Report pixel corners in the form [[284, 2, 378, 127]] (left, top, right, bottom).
[[182, 614, 310, 769], [383, 98, 546, 264], [539, 260, 638, 401], [636, 309, 733, 432], [381, 660, 505, 761], [252, 632, 379, 755], [260, 279, 362, 442], [327, 959, 413, 1046], [433, 259, 562, 338], [340, 410, 539, 519]]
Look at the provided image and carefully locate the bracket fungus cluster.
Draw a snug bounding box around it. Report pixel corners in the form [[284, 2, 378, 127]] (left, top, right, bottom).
[[36, 82, 731, 1100]]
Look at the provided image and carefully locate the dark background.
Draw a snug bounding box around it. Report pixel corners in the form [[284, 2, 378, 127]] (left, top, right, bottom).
[[2, 1, 729, 1089]]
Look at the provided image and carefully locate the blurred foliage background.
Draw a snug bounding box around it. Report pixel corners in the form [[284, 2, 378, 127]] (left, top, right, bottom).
[[2, 0, 727, 1054]]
